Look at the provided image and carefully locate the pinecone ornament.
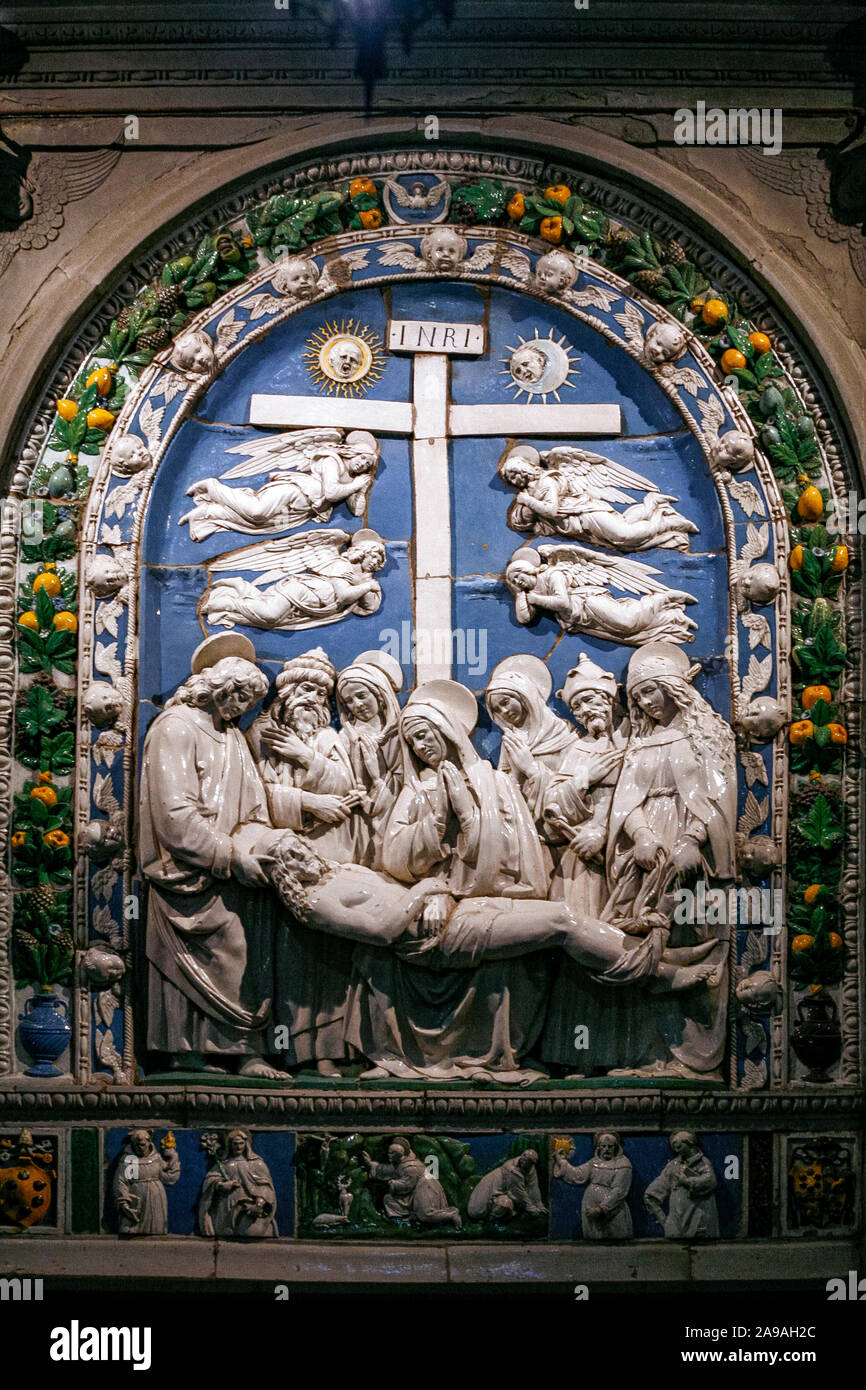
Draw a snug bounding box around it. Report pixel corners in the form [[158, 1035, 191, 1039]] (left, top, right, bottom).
[[153, 282, 181, 313], [632, 268, 665, 291], [29, 882, 56, 917], [137, 325, 172, 351], [14, 929, 39, 952], [606, 224, 636, 251], [50, 928, 74, 955], [662, 239, 687, 267]]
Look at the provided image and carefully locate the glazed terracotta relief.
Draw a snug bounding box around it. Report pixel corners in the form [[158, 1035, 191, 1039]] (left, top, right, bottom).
[[2, 158, 858, 1245]]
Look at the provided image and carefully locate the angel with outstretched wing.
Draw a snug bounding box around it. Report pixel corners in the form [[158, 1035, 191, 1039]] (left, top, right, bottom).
[[201, 528, 386, 632], [383, 176, 449, 212], [499, 443, 698, 552], [505, 543, 697, 646], [179, 427, 379, 541]]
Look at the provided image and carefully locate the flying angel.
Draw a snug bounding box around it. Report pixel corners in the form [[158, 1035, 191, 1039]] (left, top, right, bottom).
[[499, 443, 698, 552], [179, 426, 380, 541], [200, 527, 386, 633], [504, 542, 698, 646]]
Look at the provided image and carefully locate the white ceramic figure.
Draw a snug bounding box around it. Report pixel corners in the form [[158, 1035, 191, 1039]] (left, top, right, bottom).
[[169, 328, 216, 378], [505, 545, 698, 646], [642, 320, 688, 368], [644, 1131, 720, 1239], [198, 1128, 278, 1238], [248, 648, 360, 1076], [532, 248, 579, 295], [201, 527, 386, 632], [139, 633, 286, 1078], [85, 552, 127, 598], [383, 175, 450, 220], [485, 654, 575, 831], [602, 642, 737, 1079], [554, 1133, 633, 1239], [112, 1130, 180, 1236], [711, 429, 756, 474], [311, 1174, 354, 1227], [83, 681, 123, 728], [335, 649, 404, 869], [362, 1138, 462, 1226], [466, 1149, 546, 1224], [106, 432, 153, 477], [499, 444, 698, 552], [180, 426, 379, 541], [271, 254, 321, 300]]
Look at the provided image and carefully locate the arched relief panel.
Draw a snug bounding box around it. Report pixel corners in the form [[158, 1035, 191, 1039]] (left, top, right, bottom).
[[66, 228, 790, 1086], [1, 147, 857, 1114]]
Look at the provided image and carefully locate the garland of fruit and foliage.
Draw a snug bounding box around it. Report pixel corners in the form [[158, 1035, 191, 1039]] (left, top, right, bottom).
[[10, 172, 851, 1032]]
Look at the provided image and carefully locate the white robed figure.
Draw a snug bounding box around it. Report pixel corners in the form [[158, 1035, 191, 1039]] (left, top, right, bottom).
[[140, 634, 283, 1076], [602, 642, 737, 1079], [198, 1129, 278, 1238], [335, 649, 405, 869]]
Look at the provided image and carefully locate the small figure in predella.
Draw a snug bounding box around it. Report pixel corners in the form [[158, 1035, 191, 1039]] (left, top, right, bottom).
[[139, 633, 286, 1078], [362, 1138, 462, 1228], [644, 1132, 720, 1240], [112, 1130, 180, 1236], [198, 1129, 278, 1239], [180, 426, 379, 541], [311, 1174, 354, 1228], [202, 527, 386, 633], [505, 544, 697, 647], [499, 443, 697, 552], [248, 648, 360, 1077], [467, 1149, 547, 1225], [553, 1133, 633, 1240]]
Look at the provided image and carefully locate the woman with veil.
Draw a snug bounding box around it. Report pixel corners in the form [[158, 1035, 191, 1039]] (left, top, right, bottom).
[[336, 649, 404, 869], [484, 654, 575, 836], [600, 641, 737, 1079]]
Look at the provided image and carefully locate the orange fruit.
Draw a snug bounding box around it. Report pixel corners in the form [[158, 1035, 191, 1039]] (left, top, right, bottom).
[[797, 485, 824, 521], [36, 771, 52, 784], [789, 545, 804, 570], [748, 331, 771, 355], [689, 297, 705, 312], [540, 216, 563, 244], [791, 934, 813, 953], [11, 831, 26, 851], [830, 545, 849, 572], [33, 571, 61, 598], [359, 208, 382, 229], [701, 298, 728, 326], [808, 769, 823, 783], [544, 185, 571, 207], [86, 408, 115, 430], [802, 685, 832, 710], [56, 399, 78, 421], [86, 367, 113, 395], [720, 348, 747, 373], [803, 884, 822, 904], [18, 611, 39, 631], [827, 723, 847, 745], [507, 193, 525, 220], [789, 719, 814, 745], [29, 785, 57, 807], [828, 932, 843, 950], [52, 611, 77, 632], [349, 176, 376, 198]]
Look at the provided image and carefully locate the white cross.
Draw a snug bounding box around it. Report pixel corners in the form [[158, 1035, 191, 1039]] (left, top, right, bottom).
[[250, 318, 621, 682]]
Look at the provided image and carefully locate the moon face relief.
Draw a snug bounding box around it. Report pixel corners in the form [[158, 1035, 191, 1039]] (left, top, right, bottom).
[[304, 318, 387, 396], [503, 329, 579, 402]]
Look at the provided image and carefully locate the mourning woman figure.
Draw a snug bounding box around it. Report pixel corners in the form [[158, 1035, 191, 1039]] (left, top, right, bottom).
[[336, 649, 404, 868], [198, 1129, 278, 1239]]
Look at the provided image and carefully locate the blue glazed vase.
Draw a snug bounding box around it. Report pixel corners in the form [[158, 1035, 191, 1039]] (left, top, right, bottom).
[[19, 990, 71, 1077]]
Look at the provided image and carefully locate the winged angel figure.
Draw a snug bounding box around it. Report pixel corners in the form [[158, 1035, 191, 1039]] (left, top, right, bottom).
[[201, 527, 386, 632], [505, 543, 697, 646], [180, 427, 380, 541], [499, 443, 698, 552]]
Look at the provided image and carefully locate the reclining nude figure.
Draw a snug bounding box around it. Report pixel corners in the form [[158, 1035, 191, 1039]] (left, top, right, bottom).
[[262, 829, 717, 993]]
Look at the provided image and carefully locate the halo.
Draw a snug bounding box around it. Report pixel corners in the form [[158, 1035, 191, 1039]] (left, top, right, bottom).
[[341, 649, 404, 693], [405, 679, 478, 735], [190, 632, 257, 674], [501, 329, 579, 404], [303, 318, 386, 398], [487, 653, 553, 700]]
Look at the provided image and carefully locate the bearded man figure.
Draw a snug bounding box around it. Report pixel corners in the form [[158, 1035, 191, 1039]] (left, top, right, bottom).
[[140, 634, 286, 1079]]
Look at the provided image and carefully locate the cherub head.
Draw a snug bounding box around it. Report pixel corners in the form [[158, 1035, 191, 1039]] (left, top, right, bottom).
[[272, 255, 320, 300], [108, 433, 152, 477], [533, 248, 577, 294], [712, 429, 755, 474], [169, 329, 215, 377], [83, 682, 123, 728], [500, 446, 542, 489], [505, 552, 541, 593], [643, 320, 688, 367], [420, 225, 467, 273]]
